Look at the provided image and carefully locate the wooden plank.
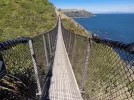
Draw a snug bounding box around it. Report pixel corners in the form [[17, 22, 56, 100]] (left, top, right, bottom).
[[49, 18, 83, 100]]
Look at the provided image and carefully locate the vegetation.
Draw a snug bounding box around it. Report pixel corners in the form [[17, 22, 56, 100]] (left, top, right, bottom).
[[83, 42, 134, 99], [61, 10, 134, 100], [58, 10, 90, 37], [63, 22, 134, 99], [0, 0, 57, 99], [62, 9, 93, 18], [1, 0, 132, 99], [0, 0, 57, 41], [1, 44, 36, 99], [62, 18, 89, 36]]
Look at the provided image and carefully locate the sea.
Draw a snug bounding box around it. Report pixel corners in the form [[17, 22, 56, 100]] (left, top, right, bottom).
[[74, 14, 134, 43]]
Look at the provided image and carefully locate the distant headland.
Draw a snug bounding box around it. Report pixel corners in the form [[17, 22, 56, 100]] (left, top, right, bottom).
[[61, 9, 93, 18]]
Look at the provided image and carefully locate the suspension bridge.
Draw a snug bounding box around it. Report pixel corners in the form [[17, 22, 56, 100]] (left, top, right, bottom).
[[0, 16, 134, 100]]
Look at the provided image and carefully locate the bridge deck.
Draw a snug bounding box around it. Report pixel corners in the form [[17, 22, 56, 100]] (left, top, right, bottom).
[[49, 18, 83, 100]]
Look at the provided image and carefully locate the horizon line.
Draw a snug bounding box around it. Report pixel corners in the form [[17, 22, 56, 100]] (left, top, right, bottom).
[[57, 8, 134, 14], [93, 12, 134, 14]]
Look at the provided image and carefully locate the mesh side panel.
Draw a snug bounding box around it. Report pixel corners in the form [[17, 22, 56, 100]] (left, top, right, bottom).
[[45, 33, 51, 62], [73, 35, 88, 88], [83, 41, 134, 100], [68, 33, 75, 63], [32, 35, 47, 91], [0, 20, 58, 100], [0, 43, 36, 100], [61, 23, 134, 100]]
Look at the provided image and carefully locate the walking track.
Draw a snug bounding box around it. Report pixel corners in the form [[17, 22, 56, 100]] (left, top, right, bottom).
[[49, 18, 83, 100]]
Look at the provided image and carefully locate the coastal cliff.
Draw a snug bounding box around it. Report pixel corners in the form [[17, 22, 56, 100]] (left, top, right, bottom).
[[55, 9, 91, 37], [62, 9, 93, 18]]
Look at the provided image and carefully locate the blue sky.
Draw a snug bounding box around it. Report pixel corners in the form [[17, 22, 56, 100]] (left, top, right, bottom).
[[49, 0, 134, 13]]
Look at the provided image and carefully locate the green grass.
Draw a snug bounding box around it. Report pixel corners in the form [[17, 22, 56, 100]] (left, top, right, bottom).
[[62, 16, 134, 99], [62, 18, 89, 37], [0, 0, 57, 99], [0, 0, 57, 41]]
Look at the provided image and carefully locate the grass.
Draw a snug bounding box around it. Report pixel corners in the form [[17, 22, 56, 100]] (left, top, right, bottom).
[[1, 1, 133, 99], [62, 18, 89, 37], [58, 10, 90, 37], [0, 0, 57, 99], [61, 11, 134, 100], [0, 0, 57, 41], [83, 42, 134, 99]]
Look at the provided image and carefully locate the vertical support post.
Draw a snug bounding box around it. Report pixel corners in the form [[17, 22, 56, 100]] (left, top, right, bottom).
[[0, 54, 6, 80], [47, 33, 52, 57], [43, 34, 49, 67], [65, 30, 68, 48], [80, 38, 91, 93], [66, 31, 70, 49], [54, 30, 57, 47], [52, 31, 56, 51], [51, 31, 54, 50], [28, 40, 42, 96], [68, 31, 72, 55], [54, 29, 57, 49], [71, 33, 77, 67]]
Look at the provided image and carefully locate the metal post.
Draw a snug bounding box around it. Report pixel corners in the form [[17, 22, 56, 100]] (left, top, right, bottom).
[[43, 34, 49, 67], [52, 32, 55, 52], [48, 33, 52, 56], [51, 31, 54, 50], [53, 31, 57, 50], [65, 30, 68, 48], [80, 39, 91, 93], [68, 32, 72, 54], [67, 31, 69, 49], [0, 54, 6, 80], [54, 31, 57, 47], [71, 34, 77, 67], [28, 40, 42, 96]]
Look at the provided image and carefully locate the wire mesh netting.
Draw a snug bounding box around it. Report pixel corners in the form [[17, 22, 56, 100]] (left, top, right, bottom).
[[1, 17, 134, 100], [61, 24, 88, 88], [83, 40, 134, 100], [31, 28, 57, 99], [0, 43, 36, 100], [72, 35, 88, 87], [62, 23, 134, 100], [0, 21, 58, 100], [32, 34, 48, 93]]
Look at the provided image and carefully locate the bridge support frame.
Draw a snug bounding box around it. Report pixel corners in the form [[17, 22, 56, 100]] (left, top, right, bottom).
[[71, 34, 77, 67], [43, 34, 49, 67], [68, 31, 72, 55], [47, 33, 52, 57], [28, 39, 42, 97], [80, 38, 91, 93]]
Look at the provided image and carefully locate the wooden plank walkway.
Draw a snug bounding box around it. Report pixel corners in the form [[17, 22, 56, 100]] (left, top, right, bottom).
[[49, 18, 83, 100]]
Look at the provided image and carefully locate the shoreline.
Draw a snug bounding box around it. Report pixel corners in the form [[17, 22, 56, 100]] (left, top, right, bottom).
[[72, 16, 94, 18], [57, 9, 91, 37], [72, 15, 96, 18]]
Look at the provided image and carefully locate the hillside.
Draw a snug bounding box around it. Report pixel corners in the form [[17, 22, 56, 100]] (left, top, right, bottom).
[[62, 9, 93, 18], [0, 1, 57, 99], [0, 0, 57, 41], [57, 10, 130, 100], [56, 9, 90, 37]]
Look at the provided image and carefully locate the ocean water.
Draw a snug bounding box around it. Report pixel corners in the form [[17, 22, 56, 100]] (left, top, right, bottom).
[[74, 14, 134, 43]]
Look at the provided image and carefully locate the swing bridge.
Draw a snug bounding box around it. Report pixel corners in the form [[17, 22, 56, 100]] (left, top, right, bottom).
[[0, 17, 134, 100]]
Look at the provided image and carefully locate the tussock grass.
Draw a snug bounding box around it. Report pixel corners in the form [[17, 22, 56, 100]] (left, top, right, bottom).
[[0, 0, 57, 41]]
